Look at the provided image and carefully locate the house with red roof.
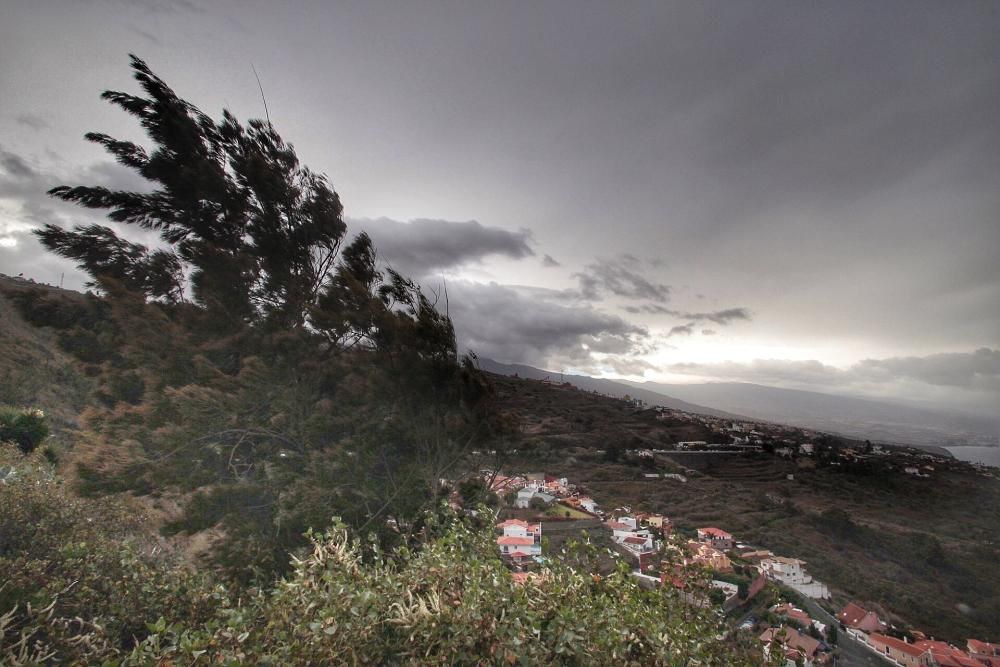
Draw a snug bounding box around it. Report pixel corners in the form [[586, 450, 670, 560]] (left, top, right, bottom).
[[770, 603, 816, 630], [621, 534, 655, 554], [686, 540, 733, 572], [967, 639, 1000, 667], [497, 535, 541, 557], [696, 526, 734, 550], [496, 519, 541, 540], [869, 633, 932, 667], [836, 602, 887, 633], [912, 640, 982, 667], [760, 626, 821, 667]]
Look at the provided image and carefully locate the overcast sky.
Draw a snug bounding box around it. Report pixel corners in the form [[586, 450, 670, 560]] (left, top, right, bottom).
[[1, 1, 998, 415]]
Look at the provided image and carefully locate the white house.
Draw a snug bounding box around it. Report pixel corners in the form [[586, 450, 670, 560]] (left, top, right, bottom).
[[759, 556, 830, 599], [496, 519, 541, 540], [577, 496, 598, 514], [497, 535, 542, 557], [515, 485, 556, 509]]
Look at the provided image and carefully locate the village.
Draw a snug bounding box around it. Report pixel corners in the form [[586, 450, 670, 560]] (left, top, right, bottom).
[[447, 464, 998, 667]]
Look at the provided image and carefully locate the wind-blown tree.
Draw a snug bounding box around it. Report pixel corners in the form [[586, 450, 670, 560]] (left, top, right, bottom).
[[38, 54, 346, 331], [25, 55, 498, 580]]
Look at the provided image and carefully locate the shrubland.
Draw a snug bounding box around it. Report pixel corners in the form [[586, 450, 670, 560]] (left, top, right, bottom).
[[0, 55, 769, 664]]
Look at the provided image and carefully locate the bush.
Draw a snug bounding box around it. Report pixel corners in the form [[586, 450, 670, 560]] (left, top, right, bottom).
[[0, 449, 771, 664], [0, 406, 49, 454], [127, 516, 767, 665], [0, 444, 216, 663]]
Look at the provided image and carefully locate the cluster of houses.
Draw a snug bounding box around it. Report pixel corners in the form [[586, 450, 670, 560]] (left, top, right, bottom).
[[835, 602, 999, 667], [604, 512, 669, 560], [485, 471, 602, 567], [481, 468, 996, 665], [485, 471, 600, 514]]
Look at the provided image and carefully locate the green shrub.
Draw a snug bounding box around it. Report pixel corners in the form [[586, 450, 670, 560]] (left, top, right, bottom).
[[0, 444, 217, 663], [0, 447, 772, 664], [0, 406, 49, 454]]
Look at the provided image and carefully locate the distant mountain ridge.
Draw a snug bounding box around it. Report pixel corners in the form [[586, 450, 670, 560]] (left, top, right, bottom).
[[476, 358, 741, 420], [479, 358, 999, 450], [620, 379, 999, 449]]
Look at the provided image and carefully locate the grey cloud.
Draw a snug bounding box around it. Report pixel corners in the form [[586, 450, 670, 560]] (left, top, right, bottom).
[[675, 308, 752, 325], [667, 322, 695, 338], [855, 348, 1000, 391], [624, 304, 751, 326], [88, 0, 204, 14], [1, 148, 35, 179], [541, 254, 560, 267], [14, 114, 48, 131], [701, 329, 717, 336], [573, 256, 671, 302], [670, 358, 845, 387], [130, 25, 163, 44], [670, 349, 1000, 394], [444, 280, 649, 368], [355, 217, 534, 276]]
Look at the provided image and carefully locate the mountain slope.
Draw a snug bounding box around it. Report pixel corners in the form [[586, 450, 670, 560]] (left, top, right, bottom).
[[620, 380, 999, 449], [476, 358, 741, 420]]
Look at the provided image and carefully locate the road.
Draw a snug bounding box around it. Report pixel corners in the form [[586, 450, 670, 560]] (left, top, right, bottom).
[[798, 597, 888, 667]]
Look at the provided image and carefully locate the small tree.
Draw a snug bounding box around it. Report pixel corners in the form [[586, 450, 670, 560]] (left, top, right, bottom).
[[0, 406, 49, 454]]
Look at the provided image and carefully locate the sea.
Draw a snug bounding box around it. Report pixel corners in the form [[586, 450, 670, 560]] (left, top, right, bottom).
[[946, 446, 1000, 468]]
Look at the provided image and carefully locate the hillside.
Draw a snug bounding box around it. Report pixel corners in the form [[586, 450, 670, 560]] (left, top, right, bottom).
[[479, 358, 998, 451], [623, 380, 1000, 450], [484, 371, 1000, 642], [478, 358, 741, 419], [0, 274, 93, 433]]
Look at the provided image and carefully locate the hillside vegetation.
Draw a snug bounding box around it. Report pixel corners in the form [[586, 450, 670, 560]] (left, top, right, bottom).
[[488, 374, 1000, 642], [0, 56, 764, 664]]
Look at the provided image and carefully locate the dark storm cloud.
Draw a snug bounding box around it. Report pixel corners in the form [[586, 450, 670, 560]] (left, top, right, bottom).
[[541, 254, 560, 268], [444, 280, 649, 367], [355, 218, 534, 275], [573, 256, 671, 302]]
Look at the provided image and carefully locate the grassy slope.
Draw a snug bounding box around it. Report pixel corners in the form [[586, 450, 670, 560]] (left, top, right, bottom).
[[0, 277, 93, 432], [488, 372, 1000, 642]]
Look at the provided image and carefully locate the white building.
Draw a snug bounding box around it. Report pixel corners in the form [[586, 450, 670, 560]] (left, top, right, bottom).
[[759, 556, 830, 599]]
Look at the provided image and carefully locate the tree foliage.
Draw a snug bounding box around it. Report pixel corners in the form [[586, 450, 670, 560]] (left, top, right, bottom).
[[22, 55, 499, 580]]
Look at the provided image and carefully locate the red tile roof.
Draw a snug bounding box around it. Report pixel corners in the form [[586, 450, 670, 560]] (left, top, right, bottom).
[[698, 527, 732, 538], [759, 626, 820, 658], [968, 639, 1000, 656], [870, 633, 927, 658], [771, 603, 813, 626], [497, 536, 535, 546], [623, 536, 649, 545], [838, 602, 870, 626]]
